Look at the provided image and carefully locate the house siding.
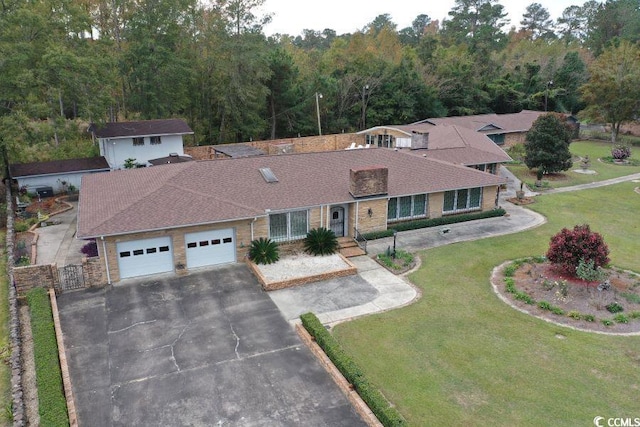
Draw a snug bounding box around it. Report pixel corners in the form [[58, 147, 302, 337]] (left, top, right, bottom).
[[100, 134, 185, 169], [503, 132, 527, 148]]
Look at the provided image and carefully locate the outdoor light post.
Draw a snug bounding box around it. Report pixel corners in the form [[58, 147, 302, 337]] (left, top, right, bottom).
[[544, 80, 553, 112], [315, 92, 323, 135], [392, 229, 397, 259], [361, 85, 369, 130]]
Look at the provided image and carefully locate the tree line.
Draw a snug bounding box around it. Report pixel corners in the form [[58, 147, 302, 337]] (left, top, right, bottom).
[[0, 0, 639, 167]]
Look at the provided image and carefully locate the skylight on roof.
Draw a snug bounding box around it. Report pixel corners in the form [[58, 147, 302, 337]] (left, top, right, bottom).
[[259, 167, 278, 183]]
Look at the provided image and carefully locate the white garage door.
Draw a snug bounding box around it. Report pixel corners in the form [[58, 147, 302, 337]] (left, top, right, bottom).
[[185, 229, 236, 269], [117, 236, 173, 279]]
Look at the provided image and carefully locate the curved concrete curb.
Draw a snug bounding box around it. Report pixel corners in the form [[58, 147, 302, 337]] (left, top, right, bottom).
[[490, 261, 640, 337]]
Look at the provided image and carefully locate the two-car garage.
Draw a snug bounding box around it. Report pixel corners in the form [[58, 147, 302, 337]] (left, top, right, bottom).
[[116, 228, 236, 279]]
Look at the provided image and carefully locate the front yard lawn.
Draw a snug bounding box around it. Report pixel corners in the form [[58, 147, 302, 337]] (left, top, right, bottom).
[[333, 183, 640, 426], [507, 140, 640, 189]]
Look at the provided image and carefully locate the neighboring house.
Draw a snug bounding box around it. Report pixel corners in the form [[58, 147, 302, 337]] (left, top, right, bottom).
[[78, 148, 506, 282], [90, 119, 194, 169], [9, 156, 110, 194], [359, 124, 512, 174]]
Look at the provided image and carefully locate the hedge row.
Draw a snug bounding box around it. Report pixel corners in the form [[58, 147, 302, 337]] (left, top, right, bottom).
[[362, 208, 507, 240], [26, 287, 69, 427], [300, 312, 406, 427]]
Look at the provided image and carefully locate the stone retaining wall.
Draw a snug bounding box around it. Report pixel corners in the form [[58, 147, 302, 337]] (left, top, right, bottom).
[[13, 264, 59, 295], [5, 182, 26, 426]]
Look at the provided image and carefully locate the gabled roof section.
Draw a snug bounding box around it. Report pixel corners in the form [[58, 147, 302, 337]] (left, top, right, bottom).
[[91, 119, 194, 139], [78, 149, 506, 238], [356, 125, 414, 136], [9, 156, 110, 178], [421, 110, 545, 134]]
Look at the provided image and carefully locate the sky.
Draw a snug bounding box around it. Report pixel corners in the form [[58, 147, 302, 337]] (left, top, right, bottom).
[[260, 0, 587, 36]]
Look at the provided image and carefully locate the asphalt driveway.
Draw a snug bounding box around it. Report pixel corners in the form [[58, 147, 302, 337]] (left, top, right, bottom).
[[57, 264, 366, 426]]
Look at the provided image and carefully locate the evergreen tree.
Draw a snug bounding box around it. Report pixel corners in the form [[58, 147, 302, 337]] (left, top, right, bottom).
[[524, 113, 573, 174]]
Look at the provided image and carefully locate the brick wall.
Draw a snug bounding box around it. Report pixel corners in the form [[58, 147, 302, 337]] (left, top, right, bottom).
[[12, 264, 58, 295], [184, 133, 364, 160], [353, 199, 388, 234], [504, 132, 527, 148], [82, 256, 107, 287]]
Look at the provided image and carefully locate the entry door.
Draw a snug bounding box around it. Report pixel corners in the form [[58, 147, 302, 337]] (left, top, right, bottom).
[[329, 206, 345, 237]]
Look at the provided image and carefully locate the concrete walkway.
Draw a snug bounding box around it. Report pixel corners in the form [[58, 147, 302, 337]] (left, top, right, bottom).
[[35, 201, 85, 266], [544, 172, 640, 193]]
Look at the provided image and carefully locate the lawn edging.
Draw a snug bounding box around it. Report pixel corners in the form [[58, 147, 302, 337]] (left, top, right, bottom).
[[300, 312, 406, 427], [26, 287, 69, 427]]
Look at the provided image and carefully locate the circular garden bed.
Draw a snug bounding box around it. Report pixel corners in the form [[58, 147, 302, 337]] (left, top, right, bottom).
[[493, 257, 640, 334]]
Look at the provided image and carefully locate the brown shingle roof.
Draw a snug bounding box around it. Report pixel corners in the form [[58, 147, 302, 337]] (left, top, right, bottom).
[[361, 124, 512, 164], [78, 149, 506, 238], [9, 157, 110, 178], [419, 110, 545, 134], [91, 119, 193, 139]]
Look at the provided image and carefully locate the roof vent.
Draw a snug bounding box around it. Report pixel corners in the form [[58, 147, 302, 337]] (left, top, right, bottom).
[[259, 167, 279, 183]]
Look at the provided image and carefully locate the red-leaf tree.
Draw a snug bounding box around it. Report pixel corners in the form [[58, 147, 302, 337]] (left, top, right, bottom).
[[546, 224, 610, 277]]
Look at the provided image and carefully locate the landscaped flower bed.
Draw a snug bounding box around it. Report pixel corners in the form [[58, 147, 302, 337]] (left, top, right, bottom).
[[494, 257, 640, 333]]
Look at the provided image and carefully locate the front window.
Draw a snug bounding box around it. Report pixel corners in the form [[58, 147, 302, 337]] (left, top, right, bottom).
[[388, 194, 428, 222], [269, 210, 308, 242], [443, 188, 482, 214], [150, 136, 161, 145], [133, 137, 144, 146]]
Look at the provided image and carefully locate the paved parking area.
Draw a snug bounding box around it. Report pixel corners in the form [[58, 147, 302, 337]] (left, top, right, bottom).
[[57, 264, 366, 426]]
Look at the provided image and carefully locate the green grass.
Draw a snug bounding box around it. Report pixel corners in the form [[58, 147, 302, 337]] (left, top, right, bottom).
[[0, 231, 10, 426], [333, 183, 640, 426], [26, 287, 69, 427], [507, 140, 640, 189]]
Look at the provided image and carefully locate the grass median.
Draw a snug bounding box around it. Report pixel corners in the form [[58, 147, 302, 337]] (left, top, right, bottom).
[[333, 183, 640, 426], [0, 231, 10, 426]]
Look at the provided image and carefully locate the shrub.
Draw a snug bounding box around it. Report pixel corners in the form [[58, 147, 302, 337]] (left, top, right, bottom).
[[613, 313, 629, 324], [304, 227, 338, 256], [546, 224, 610, 277], [575, 258, 606, 282], [503, 264, 517, 277], [568, 310, 582, 320], [26, 288, 69, 426], [514, 291, 535, 304], [602, 319, 614, 326], [507, 143, 526, 163], [538, 301, 551, 310], [504, 278, 516, 293], [606, 302, 624, 313], [629, 312, 640, 319], [300, 313, 406, 427], [80, 239, 98, 257], [582, 314, 595, 322], [551, 306, 565, 316], [248, 238, 279, 265], [361, 209, 506, 240], [611, 145, 631, 160], [542, 280, 554, 291], [377, 249, 414, 270]]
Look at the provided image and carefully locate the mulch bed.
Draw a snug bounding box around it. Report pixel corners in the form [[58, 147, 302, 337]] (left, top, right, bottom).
[[495, 260, 640, 333]]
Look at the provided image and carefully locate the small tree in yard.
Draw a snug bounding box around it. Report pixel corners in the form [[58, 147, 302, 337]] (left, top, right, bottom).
[[524, 113, 573, 175], [546, 224, 610, 277]]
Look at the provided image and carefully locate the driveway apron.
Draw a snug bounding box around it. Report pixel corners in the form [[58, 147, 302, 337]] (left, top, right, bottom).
[[57, 264, 366, 426]]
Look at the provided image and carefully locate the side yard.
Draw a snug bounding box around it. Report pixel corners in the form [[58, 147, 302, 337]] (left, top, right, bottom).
[[0, 231, 10, 427], [333, 182, 640, 426], [507, 140, 640, 189]]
